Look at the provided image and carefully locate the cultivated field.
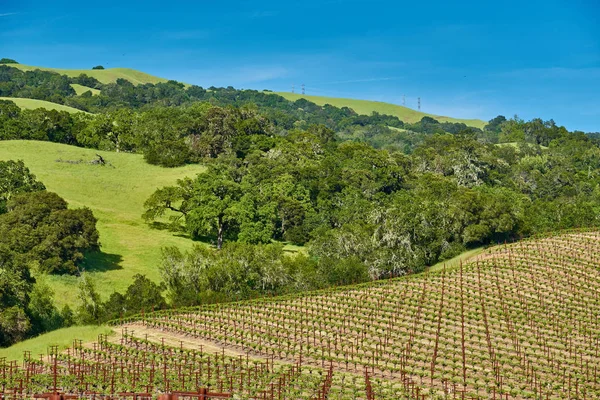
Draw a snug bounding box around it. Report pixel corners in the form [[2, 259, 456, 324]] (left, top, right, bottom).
[[5, 230, 599, 399], [275, 92, 487, 129]]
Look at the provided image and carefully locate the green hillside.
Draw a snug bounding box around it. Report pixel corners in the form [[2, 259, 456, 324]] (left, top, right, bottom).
[[2, 63, 169, 85], [2, 62, 485, 127], [0, 97, 87, 113], [70, 83, 101, 95], [275, 92, 487, 129], [0, 325, 112, 361], [0, 141, 206, 306]]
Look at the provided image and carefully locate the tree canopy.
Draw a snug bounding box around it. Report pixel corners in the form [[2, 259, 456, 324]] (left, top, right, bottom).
[[0, 191, 100, 274]]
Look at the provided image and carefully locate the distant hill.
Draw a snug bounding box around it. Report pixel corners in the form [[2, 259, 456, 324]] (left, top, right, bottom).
[[2, 63, 169, 85], [276, 92, 487, 129], [0, 97, 88, 113], [70, 83, 101, 95], [1, 62, 486, 127]]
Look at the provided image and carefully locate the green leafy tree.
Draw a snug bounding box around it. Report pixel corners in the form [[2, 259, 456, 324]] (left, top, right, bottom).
[[0, 191, 100, 274], [0, 246, 34, 346], [27, 280, 64, 334], [77, 109, 136, 152], [76, 273, 102, 324], [0, 160, 46, 214], [102, 274, 166, 321], [144, 164, 244, 248]]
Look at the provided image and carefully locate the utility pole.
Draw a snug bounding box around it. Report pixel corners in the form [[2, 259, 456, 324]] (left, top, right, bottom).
[[301, 83, 305, 95], [418, 97, 421, 111]]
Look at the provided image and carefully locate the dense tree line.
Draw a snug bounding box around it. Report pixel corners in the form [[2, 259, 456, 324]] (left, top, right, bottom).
[[0, 65, 483, 154], [143, 118, 600, 305], [0, 161, 101, 345]]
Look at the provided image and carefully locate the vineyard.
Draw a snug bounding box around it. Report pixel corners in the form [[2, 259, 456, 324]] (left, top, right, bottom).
[[3, 230, 600, 399]]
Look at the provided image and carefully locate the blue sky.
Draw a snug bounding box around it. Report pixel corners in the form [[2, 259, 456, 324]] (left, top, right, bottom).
[[1, 0, 599, 131]]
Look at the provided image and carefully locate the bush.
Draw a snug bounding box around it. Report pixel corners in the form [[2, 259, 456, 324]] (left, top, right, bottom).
[[92, 65, 105, 70]]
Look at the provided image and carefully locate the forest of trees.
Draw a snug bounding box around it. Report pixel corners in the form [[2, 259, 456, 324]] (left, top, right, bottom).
[[1, 64, 600, 344], [146, 122, 600, 305], [0, 161, 100, 345], [0, 65, 489, 155]]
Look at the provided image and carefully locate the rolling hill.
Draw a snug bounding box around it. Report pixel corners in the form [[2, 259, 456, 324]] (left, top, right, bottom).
[[0, 97, 87, 113], [112, 230, 600, 399], [70, 83, 101, 95], [0, 140, 206, 306], [2, 63, 169, 85], [2, 229, 599, 398], [276, 92, 487, 129], [3, 62, 485, 126]]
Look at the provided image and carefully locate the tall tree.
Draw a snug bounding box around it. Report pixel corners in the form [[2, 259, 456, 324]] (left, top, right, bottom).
[[0, 160, 45, 214], [144, 164, 244, 249]]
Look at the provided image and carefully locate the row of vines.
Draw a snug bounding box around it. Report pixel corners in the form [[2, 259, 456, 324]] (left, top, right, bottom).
[[4, 230, 600, 399]]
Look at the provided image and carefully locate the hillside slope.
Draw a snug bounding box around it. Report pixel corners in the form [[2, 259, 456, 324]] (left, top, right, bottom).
[[116, 230, 600, 399], [0, 141, 205, 306], [2, 63, 169, 85], [276, 92, 487, 128], [4, 230, 599, 398], [70, 83, 101, 95], [0, 97, 87, 113], [0, 326, 112, 361], [2, 62, 484, 126]]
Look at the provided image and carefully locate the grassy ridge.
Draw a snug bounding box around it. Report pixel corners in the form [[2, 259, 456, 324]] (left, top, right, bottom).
[[2, 62, 484, 126], [0, 141, 206, 306], [0, 97, 87, 113], [275, 92, 487, 128], [0, 326, 112, 361], [2, 63, 169, 85], [70, 83, 101, 95]]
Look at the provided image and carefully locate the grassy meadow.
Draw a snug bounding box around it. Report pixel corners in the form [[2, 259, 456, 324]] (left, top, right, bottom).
[[0, 325, 113, 361], [0, 141, 206, 306], [70, 83, 101, 95], [2, 63, 169, 85], [275, 92, 486, 128], [426, 246, 485, 272], [0, 97, 86, 114]]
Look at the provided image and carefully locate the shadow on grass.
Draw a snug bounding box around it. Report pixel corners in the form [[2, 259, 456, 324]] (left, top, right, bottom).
[[147, 221, 172, 231], [80, 251, 123, 272]]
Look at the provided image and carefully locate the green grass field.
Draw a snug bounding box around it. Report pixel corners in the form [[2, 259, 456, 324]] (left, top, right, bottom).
[[0, 97, 87, 114], [275, 92, 487, 129], [2, 63, 169, 85], [426, 246, 485, 272], [70, 83, 101, 95], [0, 141, 206, 306], [0, 325, 113, 361]]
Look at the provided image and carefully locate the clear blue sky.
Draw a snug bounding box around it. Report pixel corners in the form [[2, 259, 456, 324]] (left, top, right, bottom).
[[1, 0, 599, 131]]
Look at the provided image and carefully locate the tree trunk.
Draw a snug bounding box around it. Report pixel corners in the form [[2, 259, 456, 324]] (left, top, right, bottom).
[[217, 216, 224, 250]]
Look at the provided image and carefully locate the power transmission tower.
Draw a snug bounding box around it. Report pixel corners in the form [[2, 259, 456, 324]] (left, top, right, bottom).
[[402, 95, 406, 106], [292, 84, 295, 94], [301, 83, 305, 95], [418, 97, 421, 111]]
